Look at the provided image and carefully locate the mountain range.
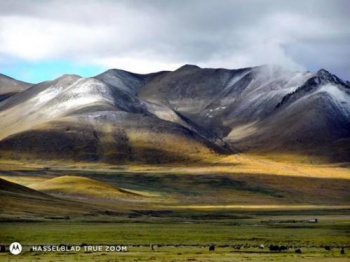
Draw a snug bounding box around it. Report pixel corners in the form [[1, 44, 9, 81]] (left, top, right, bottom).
[[0, 64, 349, 163]]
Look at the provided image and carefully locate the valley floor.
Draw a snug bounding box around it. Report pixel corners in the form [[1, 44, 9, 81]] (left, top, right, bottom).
[[0, 153, 349, 261]]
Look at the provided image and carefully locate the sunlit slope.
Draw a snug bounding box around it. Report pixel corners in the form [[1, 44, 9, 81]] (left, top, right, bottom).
[[0, 177, 99, 218], [1, 150, 348, 208], [29, 175, 145, 199], [0, 74, 219, 164], [0, 116, 216, 164]]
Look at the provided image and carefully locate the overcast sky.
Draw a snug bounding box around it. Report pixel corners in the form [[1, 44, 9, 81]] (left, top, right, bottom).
[[0, 0, 349, 83]]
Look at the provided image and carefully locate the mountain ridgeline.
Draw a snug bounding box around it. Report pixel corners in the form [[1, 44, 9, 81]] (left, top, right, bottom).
[[0, 65, 349, 163]]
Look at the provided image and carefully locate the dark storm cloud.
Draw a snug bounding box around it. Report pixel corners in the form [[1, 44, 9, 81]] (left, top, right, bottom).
[[0, 0, 349, 78]]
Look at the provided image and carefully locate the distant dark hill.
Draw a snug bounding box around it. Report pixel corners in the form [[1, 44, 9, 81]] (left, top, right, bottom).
[[0, 65, 349, 163], [0, 73, 32, 102]]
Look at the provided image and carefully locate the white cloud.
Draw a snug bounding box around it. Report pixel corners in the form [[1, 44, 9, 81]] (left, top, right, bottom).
[[0, 0, 349, 78], [0, 16, 107, 60]]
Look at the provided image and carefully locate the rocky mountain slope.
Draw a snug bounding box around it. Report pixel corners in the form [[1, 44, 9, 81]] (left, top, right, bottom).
[[0, 65, 349, 163]]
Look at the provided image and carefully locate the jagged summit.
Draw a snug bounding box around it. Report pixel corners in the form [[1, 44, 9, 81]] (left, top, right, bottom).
[[317, 68, 332, 76], [315, 68, 347, 86]]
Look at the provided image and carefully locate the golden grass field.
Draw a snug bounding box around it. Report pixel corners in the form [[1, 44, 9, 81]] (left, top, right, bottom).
[[1, 152, 349, 208]]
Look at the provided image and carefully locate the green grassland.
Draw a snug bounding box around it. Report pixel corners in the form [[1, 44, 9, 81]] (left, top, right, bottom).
[[1, 247, 349, 262], [0, 218, 349, 261], [1, 217, 350, 246]]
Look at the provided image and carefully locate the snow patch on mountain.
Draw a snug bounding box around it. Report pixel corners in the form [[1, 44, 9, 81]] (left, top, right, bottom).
[[35, 78, 84, 106], [316, 84, 350, 117], [226, 70, 251, 87]]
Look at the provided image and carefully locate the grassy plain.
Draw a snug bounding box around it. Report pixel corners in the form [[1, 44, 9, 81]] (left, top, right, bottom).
[[0, 152, 349, 261], [0, 218, 349, 261]]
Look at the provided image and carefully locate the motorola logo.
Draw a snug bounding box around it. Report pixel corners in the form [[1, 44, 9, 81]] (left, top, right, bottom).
[[9, 242, 22, 255]]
